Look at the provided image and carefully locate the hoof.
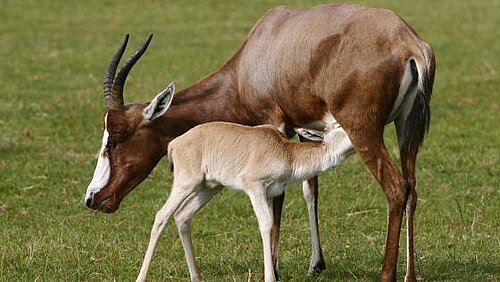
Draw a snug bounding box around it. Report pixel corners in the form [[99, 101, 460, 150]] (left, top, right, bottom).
[[259, 271, 279, 281], [307, 259, 326, 275], [404, 273, 417, 282]]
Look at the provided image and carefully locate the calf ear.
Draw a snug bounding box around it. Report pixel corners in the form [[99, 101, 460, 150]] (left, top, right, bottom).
[[295, 128, 324, 142], [143, 82, 175, 122]]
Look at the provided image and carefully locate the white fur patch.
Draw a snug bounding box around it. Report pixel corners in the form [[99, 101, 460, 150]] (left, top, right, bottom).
[[276, 123, 286, 134], [85, 113, 111, 201], [388, 60, 418, 122], [303, 112, 339, 131]]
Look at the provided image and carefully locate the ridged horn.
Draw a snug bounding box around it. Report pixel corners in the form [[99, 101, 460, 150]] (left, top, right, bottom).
[[104, 34, 130, 110], [110, 33, 154, 110]]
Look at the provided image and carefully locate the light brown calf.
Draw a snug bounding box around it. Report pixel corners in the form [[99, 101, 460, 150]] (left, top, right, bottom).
[[137, 121, 354, 282]]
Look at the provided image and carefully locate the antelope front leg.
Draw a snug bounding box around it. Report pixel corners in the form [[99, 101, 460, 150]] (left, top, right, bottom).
[[299, 129, 354, 275], [298, 135, 326, 275], [302, 177, 326, 275]]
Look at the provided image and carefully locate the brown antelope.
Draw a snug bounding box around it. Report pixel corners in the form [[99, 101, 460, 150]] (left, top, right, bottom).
[[85, 3, 435, 281], [137, 121, 354, 282]]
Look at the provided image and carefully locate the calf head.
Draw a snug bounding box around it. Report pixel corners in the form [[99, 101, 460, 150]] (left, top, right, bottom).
[[85, 34, 175, 213]]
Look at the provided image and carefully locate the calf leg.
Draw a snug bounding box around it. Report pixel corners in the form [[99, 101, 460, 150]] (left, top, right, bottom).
[[246, 183, 276, 282], [136, 180, 199, 282], [174, 186, 223, 282]]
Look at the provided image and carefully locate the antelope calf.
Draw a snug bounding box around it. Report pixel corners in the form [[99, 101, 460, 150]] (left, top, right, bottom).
[[137, 116, 354, 282]]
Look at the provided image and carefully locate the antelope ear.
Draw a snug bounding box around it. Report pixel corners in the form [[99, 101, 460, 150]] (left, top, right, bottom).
[[143, 82, 175, 122], [295, 128, 324, 142]]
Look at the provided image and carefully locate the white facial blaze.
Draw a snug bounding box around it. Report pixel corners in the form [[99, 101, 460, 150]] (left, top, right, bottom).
[[85, 113, 111, 202]]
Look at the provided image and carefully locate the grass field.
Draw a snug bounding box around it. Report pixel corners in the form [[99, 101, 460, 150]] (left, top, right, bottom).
[[1, 0, 498, 281]]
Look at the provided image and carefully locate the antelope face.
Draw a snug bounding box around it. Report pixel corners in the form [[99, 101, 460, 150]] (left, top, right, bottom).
[[85, 111, 150, 212], [84, 33, 175, 213], [85, 85, 174, 213]]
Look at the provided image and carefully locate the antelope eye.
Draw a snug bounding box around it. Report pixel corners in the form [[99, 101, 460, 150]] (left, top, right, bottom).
[[108, 127, 128, 144], [106, 142, 116, 150]]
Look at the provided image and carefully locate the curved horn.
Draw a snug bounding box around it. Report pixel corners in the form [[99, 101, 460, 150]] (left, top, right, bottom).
[[104, 34, 130, 110], [111, 33, 154, 110]]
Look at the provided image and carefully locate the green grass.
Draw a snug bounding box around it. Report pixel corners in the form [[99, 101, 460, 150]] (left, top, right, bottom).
[[1, 0, 498, 281]]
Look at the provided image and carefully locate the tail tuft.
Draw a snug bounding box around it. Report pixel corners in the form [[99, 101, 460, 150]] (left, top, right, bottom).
[[400, 58, 434, 163]]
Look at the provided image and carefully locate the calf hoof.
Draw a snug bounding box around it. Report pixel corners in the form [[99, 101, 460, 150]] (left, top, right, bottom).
[[259, 274, 278, 282], [259, 271, 279, 281]]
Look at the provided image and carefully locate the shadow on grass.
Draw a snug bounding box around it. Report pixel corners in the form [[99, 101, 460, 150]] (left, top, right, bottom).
[[205, 259, 499, 281], [201, 259, 381, 281], [418, 258, 499, 281], [315, 268, 380, 281], [321, 259, 499, 281]]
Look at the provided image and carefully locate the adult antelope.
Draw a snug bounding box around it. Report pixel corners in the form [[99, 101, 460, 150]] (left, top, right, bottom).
[[85, 3, 435, 281]]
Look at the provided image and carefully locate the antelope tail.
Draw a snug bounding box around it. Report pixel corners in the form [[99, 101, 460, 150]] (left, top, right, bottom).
[[396, 48, 436, 190]]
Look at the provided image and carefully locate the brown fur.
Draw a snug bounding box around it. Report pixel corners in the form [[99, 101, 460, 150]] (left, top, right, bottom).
[[88, 3, 435, 281]]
